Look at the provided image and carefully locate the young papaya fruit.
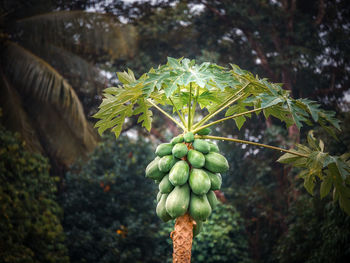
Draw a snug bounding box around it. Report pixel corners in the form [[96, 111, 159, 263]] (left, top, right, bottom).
[[172, 143, 188, 159], [156, 191, 162, 202], [189, 168, 211, 195], [159, 174, 174, 194], [169, 160, 189, 186], [204, 152, 229, 173], [207, 141, 220, 153], [189, 192, 212, 221], [207, 190, 219, 209], [158, 155, 177, 172], [193, 220, 203, 237], [155, 143, 173, 157], [192, 139, 210, 154], [187, 149, 205, 168], [156, 194, 172, 222], [165, 183, 190, 218], [184, 132, 194, 143], [145, 158, 166, 180], [171, 135, 184, 145], [196, 127, 211, 136], [206, 170, 222, 190]]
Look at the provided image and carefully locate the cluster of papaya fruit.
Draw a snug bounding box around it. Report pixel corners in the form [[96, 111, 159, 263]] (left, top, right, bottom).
[[145, 128, 229, 236]]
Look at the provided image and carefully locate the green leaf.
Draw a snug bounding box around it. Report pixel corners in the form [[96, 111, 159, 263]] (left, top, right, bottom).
[[117, 70, 136, 84], [133, 99, 153, 131], [298, 98, 320, 122], [304, 173, 315, 195], [234, 116, 246, 130], [320, 173, 332, 199]]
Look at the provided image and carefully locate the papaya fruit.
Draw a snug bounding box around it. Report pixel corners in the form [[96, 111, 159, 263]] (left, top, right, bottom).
[[189, 168, 211, 195], [204, 152, 229, 173], [155, 143, 173, 157], [207, 190, 219, 209], [156, 191, 162, 202], [187, 149, 205, 168], [184, 132, 194, 142], [172, 143, 188, 159], [206, 170, 222, 190], [189, 193, 212, 221], [165, 183, 190, 218], [193, 139, 210, 154], [171, 135, 184, 145], [193, 220, 203, 237], [159, 174, 174, 194], [169, 160, 189, 186], [156, 194, 172, 222], [158, 155, 177, 172], [196, 127, 211, 135], [208, 141, 220, 153], [145, 158, 166, 180]]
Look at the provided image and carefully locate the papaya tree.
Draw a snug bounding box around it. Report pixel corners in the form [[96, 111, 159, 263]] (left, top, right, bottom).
[[93, 57, 350, 262]]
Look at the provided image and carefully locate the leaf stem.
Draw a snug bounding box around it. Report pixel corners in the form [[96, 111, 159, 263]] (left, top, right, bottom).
[[192, 106, 264, 133], [192, 82, 250, 129], [147, 99, 186, 131], [169, 97, 187, 129], [188, 83, 192, 130], [197, 135, 309, 158], [191, 86, 199, 128]]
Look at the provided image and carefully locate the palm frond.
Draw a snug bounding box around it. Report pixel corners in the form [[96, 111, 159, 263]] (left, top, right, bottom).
[[20, 42, 105, 114], [0, 69, 43, 153], [16, 11, 138, 61], [1, 41, 97, 164]]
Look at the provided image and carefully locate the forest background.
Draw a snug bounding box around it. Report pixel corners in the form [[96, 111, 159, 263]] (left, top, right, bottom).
[[0, 0, 349, 262]]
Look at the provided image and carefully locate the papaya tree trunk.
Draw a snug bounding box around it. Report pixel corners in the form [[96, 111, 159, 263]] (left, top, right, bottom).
[[170, 213, 194, 263]]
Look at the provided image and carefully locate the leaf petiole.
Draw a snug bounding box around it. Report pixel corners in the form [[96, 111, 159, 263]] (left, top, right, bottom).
[[147, 99, 186, 131], [197, 135, 309, 158]]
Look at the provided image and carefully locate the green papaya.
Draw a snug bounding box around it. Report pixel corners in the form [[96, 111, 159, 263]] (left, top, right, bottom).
[[196, 127, 211, 135], [155, 143, 173, 157], [187, 149, 205, 168], [192, 139, 210, 154], [204, 152, 229, 173], [158, 155, 177, 172], [159, 174, 174, 194], [184, 132, 194, 142], [206, 170, 222, 190], [171, 135, 184, 145], [189, 168, 211, 195], [156, 194, 172, 222], [145, 158, 166, 180], [189, 193, 212, 221], [169, 160, 189, 186], [166, 184, 190, 218], [156, 191, 162, 202], [207, 190, 219, 209], [208, 141, 220, 153], [172, 143, 188, 159], [193, 220, 203, 237]]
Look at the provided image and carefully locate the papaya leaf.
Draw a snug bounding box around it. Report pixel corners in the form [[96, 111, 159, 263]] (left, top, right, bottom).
[[320, 172, 333, 199], [133, 99, 153, 131]]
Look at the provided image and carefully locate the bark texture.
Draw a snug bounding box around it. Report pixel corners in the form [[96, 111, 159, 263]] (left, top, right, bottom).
[[170, 213, 194, 263]]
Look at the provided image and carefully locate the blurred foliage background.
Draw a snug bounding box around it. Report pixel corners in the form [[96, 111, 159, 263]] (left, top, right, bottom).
[[0, 0, 349, 262]]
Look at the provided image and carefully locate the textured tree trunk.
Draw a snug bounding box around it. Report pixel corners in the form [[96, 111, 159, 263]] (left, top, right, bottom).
[[170, 213, 194, 263]]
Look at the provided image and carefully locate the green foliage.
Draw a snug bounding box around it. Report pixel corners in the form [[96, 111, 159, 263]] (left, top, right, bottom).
[[95, 57, 339, 137], [277, 131, 350, 214], [60, 135, 170, 263], [273, 194, 350, 263], [0, 124, 69, 263]]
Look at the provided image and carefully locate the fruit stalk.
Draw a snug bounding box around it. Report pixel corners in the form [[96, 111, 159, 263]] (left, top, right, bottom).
[[170, 213, 194, 263]]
